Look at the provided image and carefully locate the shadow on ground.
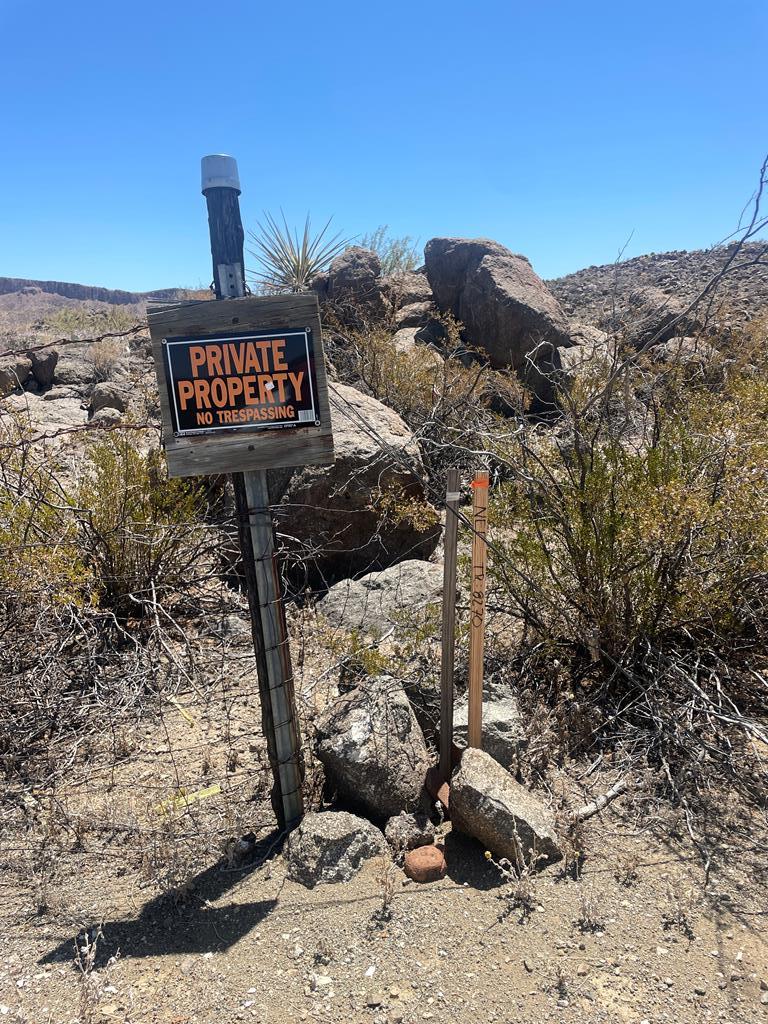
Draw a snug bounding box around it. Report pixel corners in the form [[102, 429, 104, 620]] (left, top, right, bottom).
[[39, 830, 282, 968], [442, 829, 507, 891]]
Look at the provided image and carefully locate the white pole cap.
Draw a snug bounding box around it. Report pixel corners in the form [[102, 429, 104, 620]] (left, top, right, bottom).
[[201, 154, 241, 194]]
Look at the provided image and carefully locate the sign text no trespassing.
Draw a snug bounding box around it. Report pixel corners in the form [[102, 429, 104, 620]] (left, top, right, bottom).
[[162, 327, 320, 436]]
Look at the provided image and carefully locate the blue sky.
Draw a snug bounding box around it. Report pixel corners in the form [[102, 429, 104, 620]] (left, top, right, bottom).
[[0, 0, 766, 291]]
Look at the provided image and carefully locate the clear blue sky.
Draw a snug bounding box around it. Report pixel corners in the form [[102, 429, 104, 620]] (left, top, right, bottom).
[[1, 0, 766, 291]]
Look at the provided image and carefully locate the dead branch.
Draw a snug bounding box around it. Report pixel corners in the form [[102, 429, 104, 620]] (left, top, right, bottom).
[[572, 776, 630, 823]]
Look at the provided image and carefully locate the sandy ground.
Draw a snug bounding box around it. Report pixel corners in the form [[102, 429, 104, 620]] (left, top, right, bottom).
[[2, 737, 766, 1024], [2, 604, 767, 1024]]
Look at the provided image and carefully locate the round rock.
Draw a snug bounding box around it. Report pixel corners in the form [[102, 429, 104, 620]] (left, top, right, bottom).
[[404, 844, 447, 883]]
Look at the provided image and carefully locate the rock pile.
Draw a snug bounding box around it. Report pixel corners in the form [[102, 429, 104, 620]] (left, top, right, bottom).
[[549, 241, 768, 335]]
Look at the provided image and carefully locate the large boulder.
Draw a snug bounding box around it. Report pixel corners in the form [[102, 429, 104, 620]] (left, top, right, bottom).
[[272, 383, 440, 584], [424, 238, 574, 378], [318, 559, 444, 638], [314, 246, 386, 324], [2, 391, 87, 432], [395, 301, 434, 329], [453, 687, 527, 771], [315, 675, 431, 819], [53, 343, 98, 387], [450, 747, 562, 869], [285, 810, 387, 887], [380, 270, 433, 309], [0, 355, 32, 396], [381, 270, 435, 328]]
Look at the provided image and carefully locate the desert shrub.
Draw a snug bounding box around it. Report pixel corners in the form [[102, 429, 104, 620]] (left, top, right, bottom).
[[328, 315, 524, 478], [248, 212, 350, 292], [359, 225, 420, 274], [76, 431, 213, 617], [0, 414, 89, 614], [89, 336, 127, 381], [487, 343, 768, 794], [45, 304, 138, 338]]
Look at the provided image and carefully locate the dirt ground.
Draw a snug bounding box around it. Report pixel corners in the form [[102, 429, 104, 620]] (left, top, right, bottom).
[[2, 725, 766, 1023], [2, 809, 767, 1024], [1, 601, 766, 1024]]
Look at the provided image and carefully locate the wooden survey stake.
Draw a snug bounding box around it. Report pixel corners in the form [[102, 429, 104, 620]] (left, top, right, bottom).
[[467, 470, 489, 749]]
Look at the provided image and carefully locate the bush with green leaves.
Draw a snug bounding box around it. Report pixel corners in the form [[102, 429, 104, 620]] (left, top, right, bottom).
[[358, 225, 420, 275], [76, 431, 213, 617], [485, 331, 768, 794], [328, 314, 524, 478], [0, 415, 88, 614]]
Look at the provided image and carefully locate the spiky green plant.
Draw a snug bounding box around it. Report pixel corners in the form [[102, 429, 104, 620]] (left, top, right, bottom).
[[247, 212, 350, 292]]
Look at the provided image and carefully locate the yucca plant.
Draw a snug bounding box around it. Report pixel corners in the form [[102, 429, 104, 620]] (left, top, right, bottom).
[[247, 211, 350, 293]]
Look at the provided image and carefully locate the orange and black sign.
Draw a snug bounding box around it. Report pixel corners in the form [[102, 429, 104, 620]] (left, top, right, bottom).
[[162, 328, 320, 436]]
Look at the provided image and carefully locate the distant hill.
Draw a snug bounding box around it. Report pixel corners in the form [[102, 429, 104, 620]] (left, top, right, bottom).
[[548, 241, 768, 331], [0, 277, 194, 306]]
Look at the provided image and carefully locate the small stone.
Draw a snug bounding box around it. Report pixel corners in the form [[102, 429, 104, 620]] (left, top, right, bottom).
[[366, 993, 384, 1008], [761, 991, 768, 1005], [404, 845, 447, 883], [385, 811, 435, 853], [310, 975, 333, 992], [694, 986, 706, 996]]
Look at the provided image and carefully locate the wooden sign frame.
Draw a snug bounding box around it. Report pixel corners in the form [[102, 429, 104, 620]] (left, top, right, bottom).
[[147, 292, 334, 478]]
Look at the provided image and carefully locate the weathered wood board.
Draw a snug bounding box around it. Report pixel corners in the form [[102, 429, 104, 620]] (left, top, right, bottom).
[[147, 292, 335, 477]]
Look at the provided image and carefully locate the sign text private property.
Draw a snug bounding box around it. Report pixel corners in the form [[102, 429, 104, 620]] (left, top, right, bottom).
[[162, 328, 320, 435]]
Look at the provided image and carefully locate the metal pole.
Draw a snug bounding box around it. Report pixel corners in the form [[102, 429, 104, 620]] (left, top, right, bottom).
[[467, 470, 489, 749], [201, 154, 304, 831], [439, 469, 461, 782]]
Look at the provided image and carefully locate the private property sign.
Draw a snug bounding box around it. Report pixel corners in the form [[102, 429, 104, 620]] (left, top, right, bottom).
[[147, 292, 334, 477], [163, 328, 321, 435]]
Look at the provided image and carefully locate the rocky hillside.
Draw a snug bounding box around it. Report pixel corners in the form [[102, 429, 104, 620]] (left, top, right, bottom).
[[548, 241, 768, 332], [0, 276, 190, 306]]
